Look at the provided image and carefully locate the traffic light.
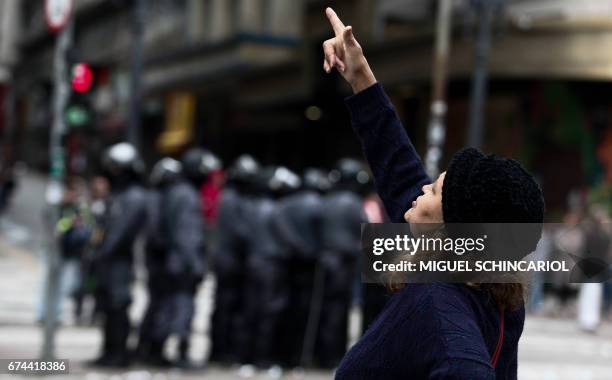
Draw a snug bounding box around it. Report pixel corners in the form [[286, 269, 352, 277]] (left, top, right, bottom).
[[71, 62, 93, 93], [66, 62, 94, 128], [65, 104, 90, 126]]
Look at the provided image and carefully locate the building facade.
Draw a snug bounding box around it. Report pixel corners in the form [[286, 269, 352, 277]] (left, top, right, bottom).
[[7, 0, 612, 214]]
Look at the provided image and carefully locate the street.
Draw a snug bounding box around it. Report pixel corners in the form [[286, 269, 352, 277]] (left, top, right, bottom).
[[0, 174, 611, 380]]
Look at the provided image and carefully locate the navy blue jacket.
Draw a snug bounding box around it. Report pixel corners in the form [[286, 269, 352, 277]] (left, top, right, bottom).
[[335, 83, 524, 380]]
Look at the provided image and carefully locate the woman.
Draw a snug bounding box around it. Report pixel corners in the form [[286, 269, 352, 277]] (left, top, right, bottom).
[[322, 8, 544, 380]]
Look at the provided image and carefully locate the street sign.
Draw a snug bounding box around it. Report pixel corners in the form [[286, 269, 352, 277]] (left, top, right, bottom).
[[45, 0, 73, 32]]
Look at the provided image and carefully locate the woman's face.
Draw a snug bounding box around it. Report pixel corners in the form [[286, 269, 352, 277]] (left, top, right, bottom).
[[404, 172, 445, 225]]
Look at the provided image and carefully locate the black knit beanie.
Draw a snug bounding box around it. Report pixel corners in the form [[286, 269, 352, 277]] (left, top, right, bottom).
[[442, 147, 544, 223], [441, 148, 545, 260]]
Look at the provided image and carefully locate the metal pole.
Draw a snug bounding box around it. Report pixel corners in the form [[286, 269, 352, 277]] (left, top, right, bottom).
[[466, 0, 497, 149], [41, 16, 73, 361], [425, 0, 453, 178], [0, 0, 19, 148], [128, 0, 146, 148]]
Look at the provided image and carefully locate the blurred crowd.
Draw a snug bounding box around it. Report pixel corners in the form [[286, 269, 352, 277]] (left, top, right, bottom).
[[37, 142, 390, 374], [527, 189, 612, 331]]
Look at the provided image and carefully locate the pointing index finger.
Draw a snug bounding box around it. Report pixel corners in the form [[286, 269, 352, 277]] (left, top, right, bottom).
[[326, 7, 345, 37]]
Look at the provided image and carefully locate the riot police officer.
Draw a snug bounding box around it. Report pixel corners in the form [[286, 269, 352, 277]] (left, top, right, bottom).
[[136, 158, 182, 366], [297, 168, 331, 368], [92, 142, 147, 367], [159, 148, 221, 367], [317, 158, 368, 368], [272, 167, 325, 367], [209, 155, 259, 364], [235, 166, 306, 370]]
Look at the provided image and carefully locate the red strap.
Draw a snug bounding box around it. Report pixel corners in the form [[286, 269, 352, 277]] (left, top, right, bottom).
[[491, 309, 505, 368]]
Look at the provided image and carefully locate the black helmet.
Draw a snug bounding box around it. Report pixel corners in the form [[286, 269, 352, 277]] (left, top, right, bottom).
[[329, 158, 370, 188], [253, 166, 275, 195], [150, 158, 182, 186], [181, 148, 221, 182], [227, 154, 260, 185], [303, 168, 331, 193], [102, 142, 144, 176], [269, 166, 301, 195]]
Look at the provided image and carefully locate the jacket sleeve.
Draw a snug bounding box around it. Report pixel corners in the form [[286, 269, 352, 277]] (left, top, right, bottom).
[[97, 189, 146, 259], [345, 82, 431, 223]]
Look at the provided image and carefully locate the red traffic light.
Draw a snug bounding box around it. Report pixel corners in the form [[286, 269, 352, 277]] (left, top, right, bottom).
[[71, 63, 93, 93]]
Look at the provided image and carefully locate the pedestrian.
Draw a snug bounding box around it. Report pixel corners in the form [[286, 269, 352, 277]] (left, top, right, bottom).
[[72, 176, 107, 324], [322, 8, 545, 379], [91, 142, 147, 368], [576, 204, 611, 332], [37, 177, 91, 324], [83, 176, 110, 324]]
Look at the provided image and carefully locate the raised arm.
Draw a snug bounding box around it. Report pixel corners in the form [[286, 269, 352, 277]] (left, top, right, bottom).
[[322, 8, 430, 222]]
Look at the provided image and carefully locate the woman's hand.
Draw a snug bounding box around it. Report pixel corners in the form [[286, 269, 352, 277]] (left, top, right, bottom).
[[323, 7, 377, 94]]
